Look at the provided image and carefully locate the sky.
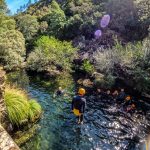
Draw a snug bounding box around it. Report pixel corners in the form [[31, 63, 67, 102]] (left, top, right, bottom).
[[6, 0, 34, 14]]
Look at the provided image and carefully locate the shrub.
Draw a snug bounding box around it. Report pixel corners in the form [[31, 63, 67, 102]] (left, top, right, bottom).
[[93, 39, 150, 92], [93, 42, 143, 74], [0, 30, 26, 70], [94, 74, 115, 89], [81, 60, 94, 74], [15, 14, 39, 41], [0, 14, 16, 33], [4, 86, 42, 126], [42, 0, 66, 37], [27, 36, 77, 73], [0, 0, 7, 14]]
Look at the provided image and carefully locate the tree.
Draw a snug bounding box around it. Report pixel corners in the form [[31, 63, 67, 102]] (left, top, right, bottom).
[[0, 14, 16, 33], [16, 14, 39, 41], [62, 0, 103, 39], [42, 0, 66, 37], [0, 30, 26, 70], [39, 21, 48, 34], [0, 14, 26, 70], [0, 0, 7, 14], [134, 0, 150, 22], [106, 0, 138, 33], [27, 36, 77, 73]]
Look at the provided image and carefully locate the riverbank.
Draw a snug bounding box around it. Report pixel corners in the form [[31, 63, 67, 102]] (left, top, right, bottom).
[[0, 68, 20, 150], [0, 68, 43, 149]]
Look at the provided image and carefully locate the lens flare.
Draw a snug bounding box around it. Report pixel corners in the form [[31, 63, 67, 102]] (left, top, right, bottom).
[[100, 14, 110, 28], [94, 30, 102, 39]]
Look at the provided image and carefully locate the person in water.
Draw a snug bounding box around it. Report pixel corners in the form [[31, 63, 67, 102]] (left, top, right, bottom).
[[54, 87, 64, 97], [117, 88, 126, 104], [123, 95, 132, 108], [72, 88, 86, 124], [106, 90, 113, 100], [112, 90, 119, 101], [126, 103, 136, 113], [95, 88, 104, 99]]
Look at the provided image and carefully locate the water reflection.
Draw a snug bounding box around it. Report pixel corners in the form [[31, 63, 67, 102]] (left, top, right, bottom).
[[7, 71, 150, 150]]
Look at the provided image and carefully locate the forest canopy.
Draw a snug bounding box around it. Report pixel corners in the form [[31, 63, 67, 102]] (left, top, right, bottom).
[[0, 0, 150, 93]]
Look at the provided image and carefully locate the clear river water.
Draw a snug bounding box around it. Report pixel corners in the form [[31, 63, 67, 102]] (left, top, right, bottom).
[[7, 70, 150, 150]]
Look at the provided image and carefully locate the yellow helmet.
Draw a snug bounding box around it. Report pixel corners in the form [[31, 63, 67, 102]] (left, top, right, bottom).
[[78, 88, 86, 95]]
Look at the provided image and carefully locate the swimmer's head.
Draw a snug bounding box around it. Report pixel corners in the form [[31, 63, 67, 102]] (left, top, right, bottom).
[[58, 87, 62, 90], [121, 88, 124, 92], [107, 90, 111, 95], [97, 89, 101, 93]]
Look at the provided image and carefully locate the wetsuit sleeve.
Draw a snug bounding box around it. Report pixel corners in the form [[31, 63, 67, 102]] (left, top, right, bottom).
[[72, 97, 75, 110], [81, 99, 86, 113]]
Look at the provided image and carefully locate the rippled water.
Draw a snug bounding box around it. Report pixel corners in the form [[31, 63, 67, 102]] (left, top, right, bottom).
[[7, 71, 150, 150]]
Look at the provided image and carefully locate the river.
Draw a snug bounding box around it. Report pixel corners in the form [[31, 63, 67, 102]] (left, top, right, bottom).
[[7, 70, 150, 150]]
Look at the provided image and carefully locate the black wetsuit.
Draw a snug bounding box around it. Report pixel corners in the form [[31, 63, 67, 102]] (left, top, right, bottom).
[[72, 95, 86, 122], [117, 91, 126, 104], [56, 90, 63, 96]]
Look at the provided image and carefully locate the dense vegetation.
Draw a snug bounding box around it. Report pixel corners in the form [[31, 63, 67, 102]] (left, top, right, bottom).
[[0, 0, 150, 94], [27, 36, 77, 73], [4, 86, 42, 126]]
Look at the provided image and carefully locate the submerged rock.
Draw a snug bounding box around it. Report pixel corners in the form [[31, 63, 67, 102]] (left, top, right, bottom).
[[13, 124, 40, 146]]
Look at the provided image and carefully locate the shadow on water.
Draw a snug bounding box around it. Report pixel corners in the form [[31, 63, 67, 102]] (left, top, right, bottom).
[[7, 70, 150, 150]]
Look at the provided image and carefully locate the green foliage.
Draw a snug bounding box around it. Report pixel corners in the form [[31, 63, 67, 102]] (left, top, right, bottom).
[[39, 21, 48, 34], [0, 0, 7, 14], [6, 70, 30, 89], [14, 124, 39, 146], [0, 30, 25, 70], [0, 14, 16, 33], [42, 0, 66, 37], [27, 36, 77, 73], [93, 41, 143, 73], [28, 100, 42, 122], [93, 39, 150, 92], [0, 14, 26, 70], [26, 1, 51, 19], [63, 0, 103, 39], [4, 87, 42, 126], [106, 0, 149, 40], [94, 73, 115, 89], [81, 60, 94, 74], [4, 87, 30, 126], [15, 14, 39, 41], [134, 0, 150, 22], [106, 0, 138, 33]]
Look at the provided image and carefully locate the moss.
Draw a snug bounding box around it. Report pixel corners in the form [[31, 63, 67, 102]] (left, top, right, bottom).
[[13, 124, 40, 146]]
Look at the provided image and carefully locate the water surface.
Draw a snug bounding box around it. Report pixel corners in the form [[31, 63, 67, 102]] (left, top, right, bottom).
[[7, 70, 150, 150]]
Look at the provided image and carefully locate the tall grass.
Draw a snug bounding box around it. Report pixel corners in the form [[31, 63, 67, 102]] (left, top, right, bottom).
[[4, 86, 42, 126], [28, 100, 42, 122]]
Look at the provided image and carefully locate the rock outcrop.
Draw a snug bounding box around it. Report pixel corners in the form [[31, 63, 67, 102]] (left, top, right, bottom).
[[0, 124, 20, 150]]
